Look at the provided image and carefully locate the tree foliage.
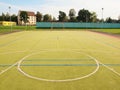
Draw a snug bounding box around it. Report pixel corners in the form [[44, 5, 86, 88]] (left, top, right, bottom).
[[118, 15, 120, 23], [0, 9, 120, 23], [5, 12, 10, 21], [77, 9, 91, 22], [20, 11, 29, 24], [58, 11, 68, 22], [105, 17, 118, 23], [0, 13, 17, 22], [0, 13, 5, 21], [106, 17, 112, 23], [69, 9, 76, 22], [43, 14, 52, 22], [90, 12, 97, 22], [11, 14, 17, 22], [36, 11, 42, 22], [52, 17, 56, 22]]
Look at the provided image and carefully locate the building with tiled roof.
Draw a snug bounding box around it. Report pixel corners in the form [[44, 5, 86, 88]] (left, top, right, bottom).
[[18, 10, 36, 25]]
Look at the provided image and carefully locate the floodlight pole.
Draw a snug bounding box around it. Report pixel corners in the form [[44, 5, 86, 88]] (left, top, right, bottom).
[[101, 8, 104, 29], [102, 8, 104, 23], [9, 6, 12, 32]]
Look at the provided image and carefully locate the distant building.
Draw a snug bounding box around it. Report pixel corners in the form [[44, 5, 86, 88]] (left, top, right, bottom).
[[18, 10, 36, 25], [0, 21, 16, 26]]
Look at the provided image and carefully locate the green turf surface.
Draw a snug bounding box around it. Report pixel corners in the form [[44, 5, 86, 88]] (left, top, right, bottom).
[[0, 30, 120, 90]]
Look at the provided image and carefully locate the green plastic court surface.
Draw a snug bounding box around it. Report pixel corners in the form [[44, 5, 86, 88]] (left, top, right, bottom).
[[0, 30, 120, 90]]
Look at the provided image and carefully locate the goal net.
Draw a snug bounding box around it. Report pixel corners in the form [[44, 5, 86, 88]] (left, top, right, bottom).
[[51, 22, 64, 29]]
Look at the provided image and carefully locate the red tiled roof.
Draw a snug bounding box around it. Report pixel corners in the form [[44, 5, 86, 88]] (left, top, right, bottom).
[[19, 10, 35, 16], [27, 11, 35, 16]]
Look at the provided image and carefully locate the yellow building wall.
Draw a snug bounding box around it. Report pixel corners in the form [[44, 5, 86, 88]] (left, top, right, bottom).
[[0, 21, 16, 26]]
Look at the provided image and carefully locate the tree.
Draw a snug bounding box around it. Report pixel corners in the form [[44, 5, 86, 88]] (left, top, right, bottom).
[[118, 15, 120, 23], [43, 14, 52, 22], [1, 13, 5, 21], [0, 13, 17, 22], [0, 13, 5, 21], [91, 12, 97, 22], [69, 9, 76, 22], [106, 17, 112, 23], [20, 11, 29, 24], [11, 14, 17, 23], [36, 11, 42, 22], [77, 9, 91, 22], [0, 15, 2, 21], [5, 12, 10, 21], [52, 17, 56, 22], [58, 11, 68, 22]]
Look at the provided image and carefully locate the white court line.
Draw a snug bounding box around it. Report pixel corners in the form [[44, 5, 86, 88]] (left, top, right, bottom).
[[87, 33, 120, 76], [0, 53, 31, 75], [75, 50, 120, 77], [0, 50, 28, 75], [0, 31, 47, 75], [0, 62, 18, 75], [0, 52, 36, 76], [17, 50, 100, 82], [1, 49, 120, 81], [0, 34, 50, 75], [99, 62, 120, 76]]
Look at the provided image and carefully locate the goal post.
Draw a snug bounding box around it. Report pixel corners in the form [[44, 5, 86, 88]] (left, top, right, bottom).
[[51, 22, 64, 29]]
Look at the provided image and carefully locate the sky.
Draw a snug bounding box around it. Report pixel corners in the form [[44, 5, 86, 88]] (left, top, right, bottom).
[[0, 0, 120, 20]]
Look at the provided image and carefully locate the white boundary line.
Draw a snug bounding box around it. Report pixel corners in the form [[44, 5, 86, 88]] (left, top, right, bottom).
[[0, 50, 55, 76], [99, 62, 120, 76], [0, 49, 120, 82], [0, 62, 18, 75], [17, 50, 100, 82], [76, 51, 120, 77], [87, 32, 120, 76], [0, 52, 29, 75]]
